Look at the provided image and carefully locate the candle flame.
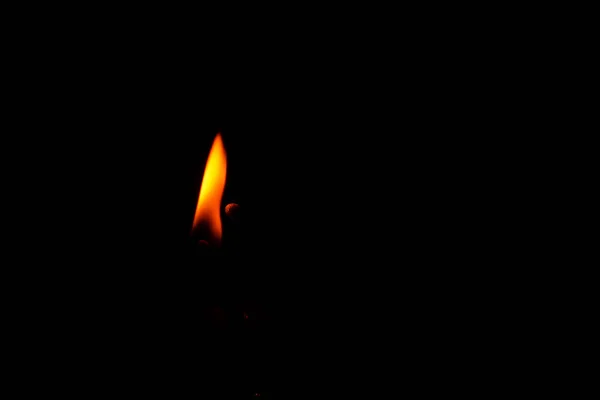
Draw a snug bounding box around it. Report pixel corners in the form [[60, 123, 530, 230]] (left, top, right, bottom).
[[192, 133, 227, 245]]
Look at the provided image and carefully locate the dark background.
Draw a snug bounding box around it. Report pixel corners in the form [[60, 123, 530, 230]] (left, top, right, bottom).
[[1, 2, 547, 396], [8, 24, 491, 397], [30, 91, 466, 398], [14, 79, 469, 395]]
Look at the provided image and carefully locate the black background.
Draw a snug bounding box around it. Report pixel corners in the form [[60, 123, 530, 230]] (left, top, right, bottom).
[[21, 85, 465, 399], [7, 24, 492, 397]]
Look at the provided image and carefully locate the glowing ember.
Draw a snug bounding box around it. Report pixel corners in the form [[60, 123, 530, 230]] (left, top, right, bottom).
[[191, 133, 227, 246]]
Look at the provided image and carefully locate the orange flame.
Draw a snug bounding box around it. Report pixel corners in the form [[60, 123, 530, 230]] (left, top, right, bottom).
[[192, 133, 227, 245]]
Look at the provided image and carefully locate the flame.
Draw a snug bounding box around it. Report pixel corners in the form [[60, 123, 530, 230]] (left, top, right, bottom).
[[192, 133, 227, 245]]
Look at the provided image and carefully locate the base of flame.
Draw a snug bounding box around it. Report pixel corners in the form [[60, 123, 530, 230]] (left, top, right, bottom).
[[190, 222, 222, 249]]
